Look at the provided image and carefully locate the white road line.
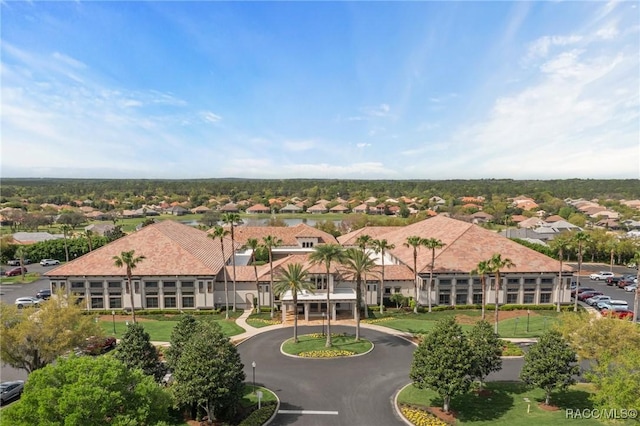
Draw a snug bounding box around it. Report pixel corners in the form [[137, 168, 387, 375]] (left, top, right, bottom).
[[278, 410, 339, 415]]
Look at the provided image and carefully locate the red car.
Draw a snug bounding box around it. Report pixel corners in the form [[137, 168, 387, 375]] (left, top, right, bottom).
[[578, 291, 603, 302], [5, 267, 27, 277], [601, 309, 634, 320]]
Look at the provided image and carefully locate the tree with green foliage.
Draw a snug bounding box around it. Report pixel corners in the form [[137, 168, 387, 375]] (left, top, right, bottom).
[[112, 249, 146, 324], [487, 253, 515, 333], [549, 233, 571, 312], [468, 320, 503, 390], [200, 210, 221, 227], [0, 355, 171, 426], [0, 294, 101, 373], [587, 346, 640, 417], [520, 329, 579, 406], [410, 317, 474, 413], [222, 213, 242, 312], [340, 247, 378, 340], [60, 224, 73, 262], [631, 250, 640, 323], [571, 232, 591, 312], [243, 237, 261, 313], [370, 239, 395, 314], [274, 263, 314, 343], [470, 260, 491, 320], [424, 238, 446, 313], [355, 235, 373, 318], [404, 236, 426, 313], [114, 322, 165, 382], [309, 243, 345, 347], [209, 226, 230, 318], [165, 315, 199, 370], [14, 246, 27, 280], [172, 322, 245, 424], [262, 235, 282, 318]]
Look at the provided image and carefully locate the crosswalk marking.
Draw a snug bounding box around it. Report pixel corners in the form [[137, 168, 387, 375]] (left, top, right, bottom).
[[278, 410, 339, 415]]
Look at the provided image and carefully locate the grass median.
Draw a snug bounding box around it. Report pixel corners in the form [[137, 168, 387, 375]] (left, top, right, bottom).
[[281, 333, 373, 357]]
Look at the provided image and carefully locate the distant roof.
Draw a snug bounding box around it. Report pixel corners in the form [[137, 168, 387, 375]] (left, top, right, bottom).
[[12, 232, 64, 244]]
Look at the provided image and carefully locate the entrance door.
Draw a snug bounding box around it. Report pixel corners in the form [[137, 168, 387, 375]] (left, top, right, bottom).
[[366, 283, 377, 305]]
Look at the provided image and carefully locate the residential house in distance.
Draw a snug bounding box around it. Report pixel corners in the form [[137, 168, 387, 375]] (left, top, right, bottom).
[[307, 203, 328, 214], [246, 203, 271, 214], [280, 204, 303, 214]]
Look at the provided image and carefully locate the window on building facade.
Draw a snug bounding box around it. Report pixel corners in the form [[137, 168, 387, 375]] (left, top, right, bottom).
[[312, 275, 327, 290], [108, 281, 121, 289], [367, 284, 377, 292], [523, 286, 536, 304], [164, 296, 177, 308], [71, 281, 84, 290], [109, 297, 122, 309], [472, 293, 482, 304], [90, 281, 103, 289], [198, 281, 205, 292], [394, 287, 402, 294], [456, 292, 468, 305], [439, 291, 450, 305], [163, 281, 176, 289], [182, 281, 194, 289], [540, 286, 553, 303], [506, 293, 519, 304], [146, 297, 159, 308], [260, 284, 270, 293], [384, 287, 392, 295], [506, 284, 519, 304], [91, 297, 104, 309], [182, 296, 194, 308]]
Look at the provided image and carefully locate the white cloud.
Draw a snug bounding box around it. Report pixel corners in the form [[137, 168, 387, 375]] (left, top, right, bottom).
[[348, 103, 392, 121], [525, 35, 583, 61], [200, 111, 222, 123], [356, 143, 371, 148], [596, 23, 619, 39]]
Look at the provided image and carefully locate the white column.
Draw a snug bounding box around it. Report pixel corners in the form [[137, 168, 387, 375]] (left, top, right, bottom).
[[304, 303, 310, 321]]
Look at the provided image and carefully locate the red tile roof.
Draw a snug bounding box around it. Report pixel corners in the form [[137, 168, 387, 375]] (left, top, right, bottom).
[[45, 220, 234, 278], [229, 223, 338, 246]]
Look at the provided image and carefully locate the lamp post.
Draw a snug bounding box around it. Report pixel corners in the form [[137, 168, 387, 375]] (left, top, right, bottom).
[[251, 361, 256, 394], [321, 312, 325, 336], [112, 310, 116, 334], [526, 309, 531, 333]]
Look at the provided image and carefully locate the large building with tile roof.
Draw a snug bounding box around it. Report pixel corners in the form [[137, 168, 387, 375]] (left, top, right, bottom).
[[45, 215, 573, 315]]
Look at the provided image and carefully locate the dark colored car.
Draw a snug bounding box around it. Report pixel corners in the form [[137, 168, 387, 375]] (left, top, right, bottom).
[[605, 276, 621, 286], [36, 289, 52, 300], [83, 336, 117, 355], [570, 287, 595, 298], [617, 278, 635, 289], [5, 267, 27, 277], [578, 291, 603, 302]]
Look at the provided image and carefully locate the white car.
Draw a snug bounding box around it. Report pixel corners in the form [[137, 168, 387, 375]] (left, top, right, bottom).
[[598, 300, 629, 311], [14, 297, 44, 309], [40, 259, 60, 266], [586, 295, 610, 306], [589, 271, 615, 281], [624, 283, 637, 292]]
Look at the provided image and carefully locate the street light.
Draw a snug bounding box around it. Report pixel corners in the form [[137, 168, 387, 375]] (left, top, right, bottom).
[[321, 312, 325, 336], [112, 310, 116, 334], [251, 361, 256, 394], [526, 309, 531, 333]]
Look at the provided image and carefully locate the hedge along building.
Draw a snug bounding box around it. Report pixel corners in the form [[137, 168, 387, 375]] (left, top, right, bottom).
[[44, 215, 573, 314], [338, 215, 575, 308]]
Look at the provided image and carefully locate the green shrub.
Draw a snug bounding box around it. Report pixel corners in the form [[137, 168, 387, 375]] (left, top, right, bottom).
[[238, 401, 277, 426]]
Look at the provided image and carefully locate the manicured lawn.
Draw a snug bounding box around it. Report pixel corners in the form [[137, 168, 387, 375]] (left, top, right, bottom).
[[0, 273, 42, 285], [281, 333, 373, 357], [98, 317, 245, 341], [398, 381, 601, 425], [241, 385, 277, 407], [364, 309, 563, 338]]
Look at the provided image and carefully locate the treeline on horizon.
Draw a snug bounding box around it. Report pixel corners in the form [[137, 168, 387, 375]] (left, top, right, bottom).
[[1, 177, 639, 203]]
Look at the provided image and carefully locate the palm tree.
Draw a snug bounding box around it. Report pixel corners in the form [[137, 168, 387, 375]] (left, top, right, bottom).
[[404, 236, 426, 313], [112, 250, 146, 324], [630, 250, 640, 323], [471, 260, 490, 320], [550, 234, 571, 313], [262, 235, 283, 319], [423, 238, 446, 313], [273, 263, 314, 343], [15, 246, 27, 281], [572, 232, 591, 312], [309, 243, 345, 347], [370, 239, 395, 314], [209, 226, 230, 319], [61, 224, 73, 262], [222, 213, 242, 312], [340, 248, 378, 341], [85, 229, 94, 252], [243, 237, 261, 313], [487, 253, 515, 334], [355, 235, 372, 318]]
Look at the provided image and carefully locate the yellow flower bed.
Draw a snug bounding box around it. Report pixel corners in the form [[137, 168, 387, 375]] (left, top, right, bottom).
[[298, 349, 356, 358], [362, 317, 394, 324], [306, 332, 346, 339], [400, 406, 449, 426], [251, 318, 281, 326]]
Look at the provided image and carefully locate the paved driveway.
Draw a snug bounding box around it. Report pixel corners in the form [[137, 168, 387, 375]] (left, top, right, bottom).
[[236, 325, 415, 426]]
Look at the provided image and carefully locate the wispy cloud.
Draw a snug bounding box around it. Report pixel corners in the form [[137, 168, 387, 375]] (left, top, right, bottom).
[[283, 140, 315, 152], [348, 103, 392, 121], [200, 111, 222, 123]]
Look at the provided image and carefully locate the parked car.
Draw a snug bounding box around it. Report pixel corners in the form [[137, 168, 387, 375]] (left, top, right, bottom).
[[585, 295, 610, 306], [40, 258, 60, 266], [0, 380, 24, 404], [36, 289, 52, 300], [14, 297, 44, 309], [578, 291, 603, 302], [5, 267, 28, 277], [570, 287, 595, 298], [83, 336, 117, 355], [605, 276, 621, 286], [624, 283, 638, 292], [7, 259, 31, 266], [597, 300, 629, 311], [589, 271, 615, 281], [617, 278, 635, 289], [601, 309, 634, 320]]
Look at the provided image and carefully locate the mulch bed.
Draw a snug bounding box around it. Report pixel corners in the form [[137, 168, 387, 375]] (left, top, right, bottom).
[[538, 403, 560, 411], [428, 407, 458, 424]]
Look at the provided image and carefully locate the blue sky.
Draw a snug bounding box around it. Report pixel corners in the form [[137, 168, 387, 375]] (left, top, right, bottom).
[[1, 1, 638, 179]]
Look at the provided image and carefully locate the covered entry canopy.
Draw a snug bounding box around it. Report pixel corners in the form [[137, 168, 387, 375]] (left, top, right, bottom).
[[280, 288, 357, 321]]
